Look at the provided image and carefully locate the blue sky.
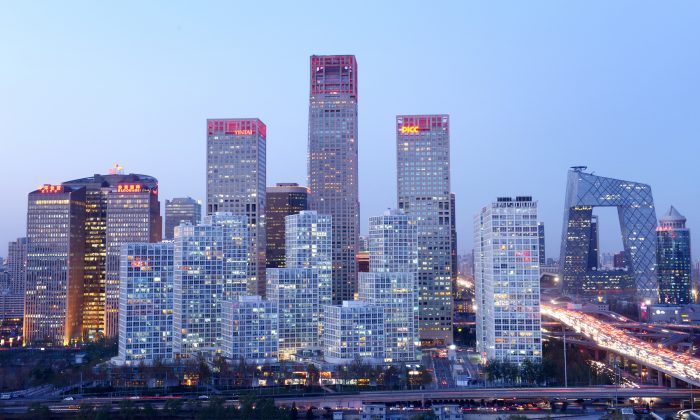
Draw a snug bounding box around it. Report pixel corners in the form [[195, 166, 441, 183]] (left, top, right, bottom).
[[1, 1, 698, 259]]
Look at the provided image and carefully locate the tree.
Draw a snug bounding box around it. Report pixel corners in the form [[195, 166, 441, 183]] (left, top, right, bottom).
[[291, 402, 299, 420], [306, 364, 320, 388]]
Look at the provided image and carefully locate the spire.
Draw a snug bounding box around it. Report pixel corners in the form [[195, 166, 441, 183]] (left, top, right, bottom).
[[659, 205, 686, 229]]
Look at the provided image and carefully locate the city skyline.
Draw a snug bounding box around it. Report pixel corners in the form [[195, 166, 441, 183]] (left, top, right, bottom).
[[2, 2, 700, 259]]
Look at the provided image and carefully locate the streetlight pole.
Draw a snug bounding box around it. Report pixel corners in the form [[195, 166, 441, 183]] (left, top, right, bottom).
[[563, 325, 568, 388]]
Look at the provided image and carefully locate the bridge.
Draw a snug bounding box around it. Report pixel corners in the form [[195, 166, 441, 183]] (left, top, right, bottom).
[[542, 304, 700, 387]]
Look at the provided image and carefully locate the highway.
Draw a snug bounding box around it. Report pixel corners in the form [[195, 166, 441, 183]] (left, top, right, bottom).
[[542, 304, 700, 387]]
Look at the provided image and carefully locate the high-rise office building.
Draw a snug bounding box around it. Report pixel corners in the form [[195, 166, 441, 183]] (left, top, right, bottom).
[[322, 301, 385, 365], [24, 185, 86, 346], [265, 183, 309, 269], [613, 251, 628, 269], [560, 168, 658, 302], [450, 193, 458, 300], [396, 114, 453, 346], [103, 178, 161, 338], [164, 197, 201, 240], [62, 172, 161, 341], [221, 295, 278, 364], [474, 196, 542, 364], [657, 206, 692, 305], [308, 55, 359, 304], [173, 214, 248, 357], [358, 210, 419, 363], [117, 243, 174, 365], [206, 118, 267, 296], [3, 238, 27, 320], [537, 223, 546, 267]]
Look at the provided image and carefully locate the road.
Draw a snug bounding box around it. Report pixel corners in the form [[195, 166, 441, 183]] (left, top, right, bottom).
[[542, 304, 700, 387]]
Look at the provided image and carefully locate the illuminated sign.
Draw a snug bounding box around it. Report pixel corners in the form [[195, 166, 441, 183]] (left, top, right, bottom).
[[117, 184, 143, 193], [39, 185, 63, 193], [208, 119, 267, 139], [232, 129, 253, 135], [400, 126, 420, 134]]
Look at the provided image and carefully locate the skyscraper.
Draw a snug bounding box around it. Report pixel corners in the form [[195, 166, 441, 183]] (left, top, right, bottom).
[[537, 223, 546, 267], [207, 118, 266, 296], [3, 238, 27, 320], [396, 114, 453, 346], [358, 210, 419, 362], [308, 55, 359, 304], [62, 172, 161, 341], [265, 183, 309, 269], [474, 196, 542, 364], [164, 197, 201, 240], [221, 295, 278, 364], [117, 243, 174, 365], [173, 214, 248, 357], [560, 168, 658, 302], [657, 206, 692, 305], [104, 178, 161, 338], [322, 301, 385, 365], [24, 185, 86, 346]]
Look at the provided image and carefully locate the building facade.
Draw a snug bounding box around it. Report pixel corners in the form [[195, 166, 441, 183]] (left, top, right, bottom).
[[396, 114, 453, 346], [206, 118, 266, 296], [173, 214, 248, 357], [474, 197, 542, 364], [265, 183, 309, 269], [164, 197, 201, 240], [221, 295, 278, 364], [657, 206, 692, 305], [24, 185, 86, 346], [308, 55, 360, 304], [560, 168, 658, 303], [323, 301, 385, 365], [117, 243, 174, 365], [3, 238, 27, 320], [358, 210, 419, 363]]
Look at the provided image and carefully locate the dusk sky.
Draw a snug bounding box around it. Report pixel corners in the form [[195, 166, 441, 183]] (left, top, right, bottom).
[[1, 1, 698, 259]]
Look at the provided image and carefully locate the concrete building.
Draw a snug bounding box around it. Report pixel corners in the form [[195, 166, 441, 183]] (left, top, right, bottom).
[[474, 196, 542, 364], [657, 206, 692, 305], [308, 55, 360, 304], [221, 295, 278, 364], [206, 118, 266, 296], [117, 243, 174, 365], [265, 183, 309, 269], [3, 238, 27, 320], [164, 197, 201, 240], [323, 301, 384, 365], [396, 114, 454, 346]]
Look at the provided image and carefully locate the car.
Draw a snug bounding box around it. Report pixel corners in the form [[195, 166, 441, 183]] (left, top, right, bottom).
[[63, 396, 74, 401], [198, 395, 209, 400]]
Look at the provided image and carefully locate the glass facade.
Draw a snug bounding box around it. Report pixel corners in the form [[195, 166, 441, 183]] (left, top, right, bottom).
[[657, 206, 692, 305], [221, 295, 278, 364], [308, 55, 359, 304], [164, 197, 201, 240], [264, 183, 309, 269], [559, 169, 658, 302], [322, 301, 385, 365], [396, 114, 453, 346]]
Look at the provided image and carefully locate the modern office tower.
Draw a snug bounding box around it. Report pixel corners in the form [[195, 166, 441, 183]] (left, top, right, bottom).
[[103, 179, 161, 339], [164, 197, 201, 240], [657, 206, 692, 305], [588, 216, 600, 270], [308, 55, 360, 304], [3, 238, 27, 319], [173, 214, 248, 357], [614, 251, 628, 269], [582, 270, 633, 294], [221, 295, 278, 364], [450, 193, 458, 300], [358, 235, 369, 253], [359, 210, 419, 363], [396, 114, 453, 346], [117, 243, 174, 365], [267, 268, 319, 360], [322, 301, 385, 365], [206, 118, 267, 296], [356, 251, 369, 273], [265, 183, 309, 269], [560, 168, 658, 303], [474, 197, 542, 364], [62, 172, 161, 341], [537, 223, 546, 267], [24, 185, 86, 346]]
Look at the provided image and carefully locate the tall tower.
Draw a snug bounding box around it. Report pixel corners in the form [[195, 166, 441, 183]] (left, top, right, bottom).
[[265, 183, 309, 269], [308, 55, 359, 304], [4, 237, 27, 320], [24, 185, 86, 346], [164, 197, 201, 240], [207, 118, 267, 296], [657, 206, 692, 304], [396, 114, 453, 346], [474, 197, 542, 364]]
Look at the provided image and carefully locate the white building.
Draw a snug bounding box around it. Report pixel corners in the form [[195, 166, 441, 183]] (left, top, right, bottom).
[[222, 295, 278, 364], [474, 197, 542, 364], [360, 404, 386, 420], [323, 301, 385, 365], [173, 213, 248, 357], [117, 242, 174, 365], [359, 210, 419, 363]]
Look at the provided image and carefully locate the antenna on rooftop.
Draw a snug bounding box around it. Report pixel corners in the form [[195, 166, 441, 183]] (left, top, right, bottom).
[[108, 163, 125, 175]]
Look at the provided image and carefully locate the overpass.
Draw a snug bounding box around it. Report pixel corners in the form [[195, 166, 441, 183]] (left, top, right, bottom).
[[542, 304, 700, 387]]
